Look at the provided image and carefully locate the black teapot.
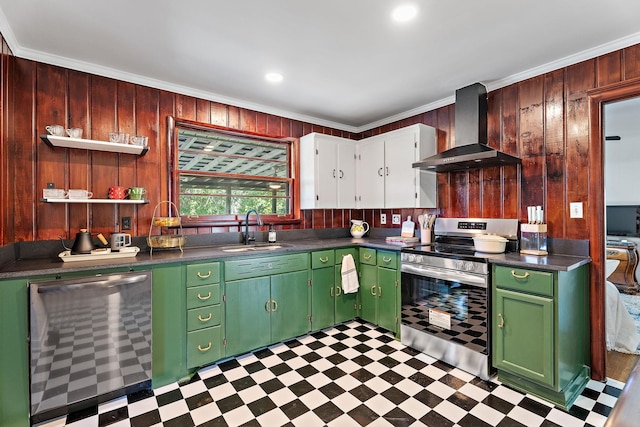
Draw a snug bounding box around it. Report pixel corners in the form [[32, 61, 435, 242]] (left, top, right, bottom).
[[59, 229, 108, 255]]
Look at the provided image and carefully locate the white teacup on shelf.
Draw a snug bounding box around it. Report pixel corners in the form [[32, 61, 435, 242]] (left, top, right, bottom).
[[67, 189, 93, 199], [45, 125, 65, 136], [66, 128, 83, 138], [43, 188, 67, 199]]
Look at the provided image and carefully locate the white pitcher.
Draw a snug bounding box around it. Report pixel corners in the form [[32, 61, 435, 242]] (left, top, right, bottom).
[[350, 219, 369, 238]]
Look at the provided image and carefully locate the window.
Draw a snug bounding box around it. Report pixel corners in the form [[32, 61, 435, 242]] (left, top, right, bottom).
[[169, 118, 298, 224]]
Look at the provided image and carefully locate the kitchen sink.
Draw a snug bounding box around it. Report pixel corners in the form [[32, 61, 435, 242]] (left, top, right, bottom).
[[220, 243, 288, 252]]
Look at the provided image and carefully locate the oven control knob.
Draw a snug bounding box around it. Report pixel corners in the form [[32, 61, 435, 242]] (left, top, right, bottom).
[[454, 261, 463, 270], [415, 255, 423, 263], [465, 262, 475, 272]]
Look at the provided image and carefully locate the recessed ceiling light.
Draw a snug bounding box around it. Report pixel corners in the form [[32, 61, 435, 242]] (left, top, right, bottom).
[[392, 4, 417, 22], [265, 72, 283, 83]]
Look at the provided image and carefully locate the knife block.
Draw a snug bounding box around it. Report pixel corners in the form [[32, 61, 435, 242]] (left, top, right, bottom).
[[520, 223, 548, 256]]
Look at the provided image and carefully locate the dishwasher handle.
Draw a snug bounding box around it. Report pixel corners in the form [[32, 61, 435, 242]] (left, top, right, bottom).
[[35, 273, 149, 293]]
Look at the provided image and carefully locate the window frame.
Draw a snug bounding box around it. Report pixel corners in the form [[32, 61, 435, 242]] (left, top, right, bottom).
[[168, 117, 301, 227]]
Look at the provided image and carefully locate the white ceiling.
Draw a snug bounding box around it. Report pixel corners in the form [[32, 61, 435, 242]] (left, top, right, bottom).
[[1, 0, 640, 133]]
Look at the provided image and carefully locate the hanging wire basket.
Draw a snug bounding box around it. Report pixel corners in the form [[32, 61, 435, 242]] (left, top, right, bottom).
[[148, 201, 185, 254]]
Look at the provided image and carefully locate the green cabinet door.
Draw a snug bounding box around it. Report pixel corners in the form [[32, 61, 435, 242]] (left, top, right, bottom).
[[312, 266, 335, 330], [271, 270, 310, 342], [377, 267, 397, 332], [334, 265, 357, 323], [493, 288, 554, 386], [0, 279, 29, 427], [152, 265, 187, 388], [359, 263, 378, 324], [225, 277, 271, 357]]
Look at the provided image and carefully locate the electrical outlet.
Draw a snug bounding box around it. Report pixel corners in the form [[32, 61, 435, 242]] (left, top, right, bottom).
[[392, 214, 401, 225], [380, 213, 387, 225], [121, 216, 132, 230], [570, 202, 583, 219]]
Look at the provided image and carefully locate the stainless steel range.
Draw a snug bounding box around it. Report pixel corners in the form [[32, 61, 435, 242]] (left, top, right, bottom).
[[400, 218, 519, 380]]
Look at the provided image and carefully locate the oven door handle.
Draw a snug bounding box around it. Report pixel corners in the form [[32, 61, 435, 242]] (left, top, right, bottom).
[[401, 264, 487, 288]]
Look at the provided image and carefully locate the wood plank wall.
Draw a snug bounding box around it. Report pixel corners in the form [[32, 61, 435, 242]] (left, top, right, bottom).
[[3, 42, 640, 244]]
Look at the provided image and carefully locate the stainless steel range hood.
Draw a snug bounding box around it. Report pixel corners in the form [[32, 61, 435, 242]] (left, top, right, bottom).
[[413, 82, 521, 172]]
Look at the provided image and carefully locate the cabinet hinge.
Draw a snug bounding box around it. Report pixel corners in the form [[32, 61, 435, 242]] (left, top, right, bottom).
[[315, 148, 318, 155], [316, 195, 319, 201], [308, 315, 312, 323], [415, 141, 417, 148], [415, 192, 417, 199], [223, 338, 227, 347], [308, 279, 312, 286], [222, 294, 226, 303]]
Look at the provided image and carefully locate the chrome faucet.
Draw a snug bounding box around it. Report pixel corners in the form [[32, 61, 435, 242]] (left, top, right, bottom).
[[243, 209, 263, 245]]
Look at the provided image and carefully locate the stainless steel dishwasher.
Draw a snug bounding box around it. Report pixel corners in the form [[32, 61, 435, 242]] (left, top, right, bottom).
[[29, 271, 152, 423]]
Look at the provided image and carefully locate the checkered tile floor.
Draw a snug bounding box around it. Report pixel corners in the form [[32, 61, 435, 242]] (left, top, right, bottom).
[[35, 320, 623, 427]]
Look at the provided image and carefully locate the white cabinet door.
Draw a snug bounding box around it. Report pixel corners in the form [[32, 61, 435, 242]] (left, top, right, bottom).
[[384, 127, 418, 208], [356, 136, 385, 209], [336, 141, 356, 208], [300, 133, 356, 209]]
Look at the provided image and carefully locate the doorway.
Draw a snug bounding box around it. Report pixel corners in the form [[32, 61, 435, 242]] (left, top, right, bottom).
[[589, 80, 640, 381]]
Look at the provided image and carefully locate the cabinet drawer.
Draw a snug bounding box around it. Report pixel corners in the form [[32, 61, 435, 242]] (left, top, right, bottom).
[[187, 326, 222, 368], [311, 250, 334, 269], [377, 250, 397, 269], [225, 253, 309, 280], [360, 248, 376, 265], [187, 305, 221, 331], [335, 248, 358, 265], [494, 266, 554, 297], [186, 262, 220, 287], [187, 284, 221, 309]]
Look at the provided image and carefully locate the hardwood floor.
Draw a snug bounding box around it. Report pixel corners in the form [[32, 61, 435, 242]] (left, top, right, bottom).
[[606, 350, 640, 382]]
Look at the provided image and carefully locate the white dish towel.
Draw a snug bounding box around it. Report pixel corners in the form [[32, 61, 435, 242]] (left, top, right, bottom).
[[341, 254, 360, 294]]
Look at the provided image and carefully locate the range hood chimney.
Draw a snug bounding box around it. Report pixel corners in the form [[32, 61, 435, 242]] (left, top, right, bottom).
[[413, 82, 521, 172]]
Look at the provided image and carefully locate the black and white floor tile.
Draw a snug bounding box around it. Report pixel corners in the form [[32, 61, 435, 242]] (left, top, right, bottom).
[[35, 320, 623, 427]]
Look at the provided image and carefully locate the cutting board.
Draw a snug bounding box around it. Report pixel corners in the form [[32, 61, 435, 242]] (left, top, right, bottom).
[[401, 216, 415, 237]]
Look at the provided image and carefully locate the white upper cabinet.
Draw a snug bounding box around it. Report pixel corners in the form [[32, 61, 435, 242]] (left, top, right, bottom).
[[356, 124, 436, 208], [300, 133, 356, 209]]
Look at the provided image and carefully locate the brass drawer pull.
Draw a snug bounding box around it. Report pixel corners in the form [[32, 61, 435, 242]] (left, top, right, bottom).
[[511, 270, 530, 280], [330, 287, 334, 297], [371, 285, 377, 296], [198, 313, 212, 322], [382, 256, 392, 263], [197, 292, 212, 301], [498, 313, 504, 329], [198, 342, 212, 352], [319, 256, 329, 263], [335, 286, 341, 296], [265, 300, 271, 312], [272, 300, 278, 312], [197, 270, 212, 279], [378, 286, 382, 297], [363, 253, 372, 260]]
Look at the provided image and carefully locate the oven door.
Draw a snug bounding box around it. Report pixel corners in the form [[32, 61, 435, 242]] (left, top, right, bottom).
[[401, 263, 489, 354]]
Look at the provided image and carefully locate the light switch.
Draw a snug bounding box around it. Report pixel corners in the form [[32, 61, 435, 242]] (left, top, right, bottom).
[[570, 202, 583, 218]]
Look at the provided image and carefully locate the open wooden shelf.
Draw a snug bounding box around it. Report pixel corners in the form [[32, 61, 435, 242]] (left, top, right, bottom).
[[41, 198, 149, 204], [41, 134, 149, 156]]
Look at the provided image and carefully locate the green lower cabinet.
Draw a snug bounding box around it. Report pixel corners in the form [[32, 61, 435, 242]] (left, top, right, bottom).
[[493, 288, 553, 385], [225, 277, 272, 357], [0, 278, 29, 427], [492, 264, 590, 410], [187, 326, 223, 368], [271, 270, 311, 342], [377, 267, 398, 332], [333, 266, 358, 323], [225, 269, 310, 358], [152, 265, 187, 388], [358, 251, 399, 333], [359, 263, 378, 324], [311, 266, 336, 330]]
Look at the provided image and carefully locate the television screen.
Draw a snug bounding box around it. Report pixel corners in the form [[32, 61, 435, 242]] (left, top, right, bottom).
[[606, 205, 640, 237]]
